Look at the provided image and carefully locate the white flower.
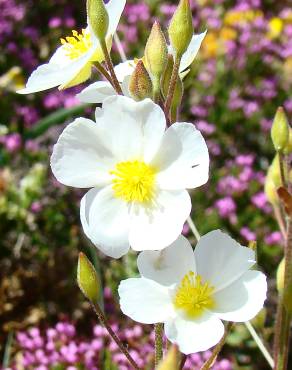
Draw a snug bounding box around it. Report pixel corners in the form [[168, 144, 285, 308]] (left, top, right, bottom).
[[50, 95, 209, 258], [18, 0, 126, 94], [118, 230, 267, 354], [77, 31, 207, 104]]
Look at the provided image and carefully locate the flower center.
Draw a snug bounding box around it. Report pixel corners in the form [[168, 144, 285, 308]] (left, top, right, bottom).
[[173, 271, 215, 318], [61, 29, 92, 60], [110, 160, 156, 203]]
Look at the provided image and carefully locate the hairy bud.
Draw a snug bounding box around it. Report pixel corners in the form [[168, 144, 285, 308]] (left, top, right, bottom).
[[129, 60, 153, 101], [271, 107, 289, 152], [87, 0, 109, 41], [77, 252, 100, 303], [145, 22, 168, 80], [168, 0, 193, 58]]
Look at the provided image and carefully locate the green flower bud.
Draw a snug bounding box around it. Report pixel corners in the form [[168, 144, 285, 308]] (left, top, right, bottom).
[[168, 0, 193, 58], [145, 21, 168, 80], [283, 127, 292, 155], [87, 0, 109, 42], [271, 107, 289, 152], [77, 252, 100, 303], [129, 60, 153, 101], [157, 345, 179, 370], [264, 172, 278, 205], [162, 55, 184, 121]]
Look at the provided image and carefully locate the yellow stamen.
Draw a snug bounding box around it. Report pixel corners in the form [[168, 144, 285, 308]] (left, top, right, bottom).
[[174, 271, 215, 318], [110, 160, 156, 203], [61, 29, 92, 60]]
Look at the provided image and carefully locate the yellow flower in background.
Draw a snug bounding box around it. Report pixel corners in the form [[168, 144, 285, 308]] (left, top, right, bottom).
[[224, 10, 263, 26], [220, 27, 237, 41], [268, 18, 284, 39], [202, 32, 219, 58]]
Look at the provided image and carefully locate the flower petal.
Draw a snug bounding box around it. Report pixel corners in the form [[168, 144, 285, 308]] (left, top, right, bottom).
[[155, 122, 209, 190], [213, 270, 267, 322], [51, 118, 115, 188], [137, 235, 196, 286], [179, 31, 207, 72], [194, 230, 256, 292], [114, 60, 136, 82], [118, 278, 173, 324], [106, 0, 127, 37], [129, 190, 191, 251], [165, 313, 224, 354], [98, 96, 166, 162], [77, 81, 116, 103], [81, 185, 130, 258]]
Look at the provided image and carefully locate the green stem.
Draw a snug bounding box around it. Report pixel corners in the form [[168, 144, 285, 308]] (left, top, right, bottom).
[[278, 152, 287, 188], [91, 302, 139, 369], [100, 40, 123, 95], [274, 217, 292, 370], [200, 323, 233, 370], [93, 61, 115, 87], [155, 323, 164, 368], [164, 56, 181, 123]]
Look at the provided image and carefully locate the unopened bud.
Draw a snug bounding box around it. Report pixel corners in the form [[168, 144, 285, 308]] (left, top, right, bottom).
[[87, 0, 109, 41], [77, 252, 100, 303], [145, 22, 168, 79], [168, 0, 193, 58], [271, 107, 289, 152], [283, 127, 292, 155], [129, 60, 153, 101], [162, 55, 183, 120], [157, 345, 179, 370], [264, 172, 278, 205]]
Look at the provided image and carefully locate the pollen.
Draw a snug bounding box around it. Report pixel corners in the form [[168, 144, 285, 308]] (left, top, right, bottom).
[[173, 271, 215, 318], [61, 29, 92, 60], [110, 160, 156, 203]]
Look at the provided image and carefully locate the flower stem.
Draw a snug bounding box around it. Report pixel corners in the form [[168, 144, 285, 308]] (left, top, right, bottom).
[[155, 323, 164, 368], [100, 40, 123, 95], [200, 323, 233, 370], [274, 217, 292, 370], [164, 56, 181, 123], [278, 152, 287, 188], [91, 302, 140, 370], [187, 216, 201, 242], [244, 321, 274, 368], [273, 205, 287, 241], [93, 61, 115, 88]]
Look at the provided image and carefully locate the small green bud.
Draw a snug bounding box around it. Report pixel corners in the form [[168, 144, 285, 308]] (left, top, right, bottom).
[[264, 173, 278, 205], [283, 127, 292, 155], [87, 0, 109, 41], [145, 21, 168, 80], [77, 252, 100, 303], [157, 345, 179, 370], [129, 60, 153, 101], [162, 55, 183, 121], [271, 107, 289, 152], [168, 0, 193, 58]]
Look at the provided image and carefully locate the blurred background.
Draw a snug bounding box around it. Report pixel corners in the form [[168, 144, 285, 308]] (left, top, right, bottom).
[[0, 0, 291, 369]]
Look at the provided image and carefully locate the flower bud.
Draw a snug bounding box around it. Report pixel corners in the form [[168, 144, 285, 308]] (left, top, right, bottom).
[[77, 252, 100, 303], [87, 0, 109, 41], [168, 0, 193, 58], [162, 55, 183, 120], [264, 173, 278, 205], [271, 107, 289, 152], [283, 127, 292, 155], [129, 60, 153, 101], [157, 345, 179, 370], [145, 22, 168, 80]]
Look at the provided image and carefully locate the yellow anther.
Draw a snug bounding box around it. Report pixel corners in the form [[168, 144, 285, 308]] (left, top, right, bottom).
[[174, 271, 215, 318], [61, 29, 92, 60]]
